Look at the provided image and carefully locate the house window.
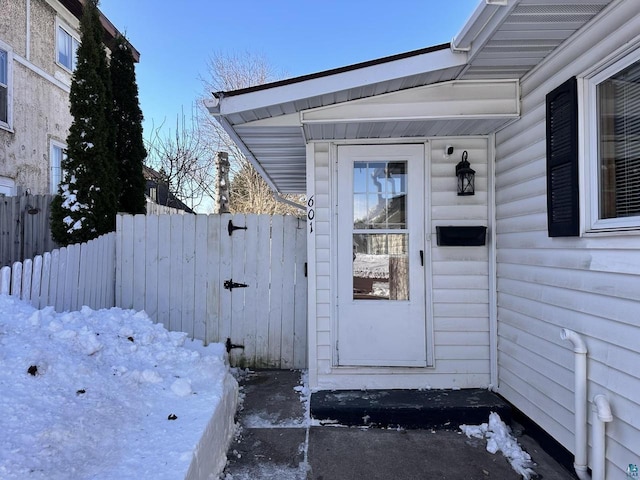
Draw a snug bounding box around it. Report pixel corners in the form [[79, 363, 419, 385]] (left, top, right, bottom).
[[50, 141, 66, 194], [585, 49, 640, 231], [57, 25, 79, 71], [0, 44, 11, 129], [597, 59, 640, 220], [0, 176, 15, 196]]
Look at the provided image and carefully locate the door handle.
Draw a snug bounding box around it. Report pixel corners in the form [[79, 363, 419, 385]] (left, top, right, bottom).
[[420, 250, 424, 266]]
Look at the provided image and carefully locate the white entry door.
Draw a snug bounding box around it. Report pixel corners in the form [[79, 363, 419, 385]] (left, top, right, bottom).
[[337, 144, 426, 367]]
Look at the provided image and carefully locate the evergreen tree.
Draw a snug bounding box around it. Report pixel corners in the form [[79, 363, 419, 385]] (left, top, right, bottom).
[[50, 0, 117, 245], [111, 35, 147, 214]]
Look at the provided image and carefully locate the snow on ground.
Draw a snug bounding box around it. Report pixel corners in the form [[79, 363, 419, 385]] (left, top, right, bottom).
[[460, 412, 537, 479], [0, 294, 235, 480]]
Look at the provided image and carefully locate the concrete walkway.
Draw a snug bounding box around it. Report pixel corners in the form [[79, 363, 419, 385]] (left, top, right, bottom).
[[222, 370, 574, 479]]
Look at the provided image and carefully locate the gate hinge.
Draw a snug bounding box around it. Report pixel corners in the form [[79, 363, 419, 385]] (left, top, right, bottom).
[[225, 337, 245, 353], [224, 279, 249, 290], [228, 219, 247, 236]]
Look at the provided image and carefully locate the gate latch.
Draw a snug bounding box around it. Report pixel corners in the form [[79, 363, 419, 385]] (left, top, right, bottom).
[[224, 279, 249, 290], [225, 337, 245, 353]]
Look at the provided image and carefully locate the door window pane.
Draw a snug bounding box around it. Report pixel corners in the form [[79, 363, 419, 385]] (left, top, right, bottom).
[[352, 161, 407, 229], [352, 233, 409, 300]]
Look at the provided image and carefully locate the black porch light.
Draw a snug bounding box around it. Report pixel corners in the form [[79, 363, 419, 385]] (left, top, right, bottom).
[[455, 150, 475, 196]]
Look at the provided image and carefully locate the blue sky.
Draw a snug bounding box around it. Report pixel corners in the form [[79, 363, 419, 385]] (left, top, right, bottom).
[[99, 0, 480, 139]]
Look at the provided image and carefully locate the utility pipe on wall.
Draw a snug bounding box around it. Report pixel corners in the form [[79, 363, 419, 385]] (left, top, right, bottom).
[[591, 394, 612, 480], [561, 328, 590, 480]]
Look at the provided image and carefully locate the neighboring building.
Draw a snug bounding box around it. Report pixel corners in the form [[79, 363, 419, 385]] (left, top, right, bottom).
[[208, 1, 640, 478], [0, 0, 139, 196], [143, 165, 195, 214]]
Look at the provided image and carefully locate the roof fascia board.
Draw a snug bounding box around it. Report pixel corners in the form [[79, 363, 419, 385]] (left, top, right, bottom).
[[300, 79, 520, 124], [217, 48, 468, 116], [452, 0, 519, 55]]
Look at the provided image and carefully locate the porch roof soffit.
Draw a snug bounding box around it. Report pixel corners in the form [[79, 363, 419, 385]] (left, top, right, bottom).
[[454, 0, 613, 80]]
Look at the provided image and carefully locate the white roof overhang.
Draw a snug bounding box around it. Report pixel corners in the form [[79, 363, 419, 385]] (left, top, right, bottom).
[[209, 0, 614, 194], [208, 47, 467, 120]]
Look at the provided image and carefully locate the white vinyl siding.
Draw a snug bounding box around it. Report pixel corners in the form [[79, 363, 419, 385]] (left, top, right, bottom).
[[494, 1, 640, 477], [430, 137, 490, 384], [310, 143, 332, 377]]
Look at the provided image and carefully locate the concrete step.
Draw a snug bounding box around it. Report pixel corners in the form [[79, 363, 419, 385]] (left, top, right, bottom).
[[310, 388, 511, 429]]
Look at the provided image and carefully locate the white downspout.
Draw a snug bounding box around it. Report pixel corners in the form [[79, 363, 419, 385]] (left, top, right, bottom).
[[591, 394, 612, 480], [561, 328, 590, 480]]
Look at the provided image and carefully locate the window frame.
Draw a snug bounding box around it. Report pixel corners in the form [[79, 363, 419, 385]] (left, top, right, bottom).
[[0, 176, 15, 196], [50, 140, 66, 194], [0, 39, 13, 131], [582, 47, 640, 233], [56, 20, 80, 72]]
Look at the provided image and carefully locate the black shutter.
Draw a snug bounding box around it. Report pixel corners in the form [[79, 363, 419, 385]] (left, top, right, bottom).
[[546, 77, 579, 237]]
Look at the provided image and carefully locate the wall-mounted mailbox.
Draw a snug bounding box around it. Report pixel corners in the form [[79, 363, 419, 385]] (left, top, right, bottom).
[[436, 226, 487, 246]]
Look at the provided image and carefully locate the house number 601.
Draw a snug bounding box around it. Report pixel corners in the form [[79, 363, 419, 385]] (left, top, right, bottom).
[[307, 195, 315, 234]]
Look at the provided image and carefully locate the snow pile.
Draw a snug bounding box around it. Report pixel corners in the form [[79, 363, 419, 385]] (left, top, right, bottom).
[[0, 294, 237, 480], [460, 412, 536, 479]]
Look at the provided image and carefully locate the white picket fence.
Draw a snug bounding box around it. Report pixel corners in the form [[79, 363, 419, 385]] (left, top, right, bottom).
[[115, 213, 308, 369], [0, 233, 115, 312]]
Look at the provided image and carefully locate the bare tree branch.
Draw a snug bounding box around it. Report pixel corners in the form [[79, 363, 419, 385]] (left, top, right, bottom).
[[196, 51, 305, 214], [145, 52, 304, 214], [144, 112, 213, 211]]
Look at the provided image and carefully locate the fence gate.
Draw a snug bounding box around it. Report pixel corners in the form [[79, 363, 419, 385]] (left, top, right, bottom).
[[115, 213, 307, 369]]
